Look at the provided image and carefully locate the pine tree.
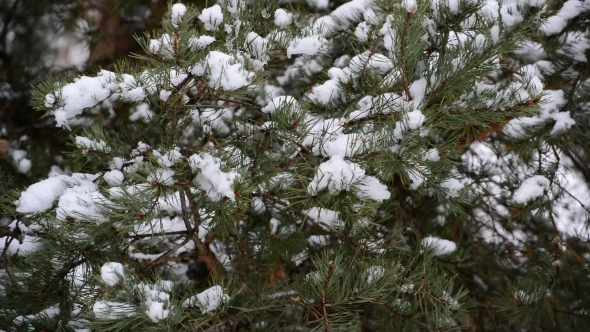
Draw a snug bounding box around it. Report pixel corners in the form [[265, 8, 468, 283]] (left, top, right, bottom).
[[1, 0, 590, 331]]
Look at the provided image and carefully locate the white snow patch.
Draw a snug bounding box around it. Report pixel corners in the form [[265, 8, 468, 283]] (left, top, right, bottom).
[[261, 96, 300, 114], [274, 9, 292, 27], [0, 233, 39, 255], [308, 155, 390, 201], [188, 35, 216, 50], [75, 136, 110, 154], [355, 22, 370, 42], [46, 71, 117, 129], [170, 3, 187, 28], [189, 153, 239, 202], [287, 36, 328, 59], [422, 236, 457, 256], [100, 262, 124, 286], [305, 207, 344, 230], [199, 5, 224, 31], [103, 170, 124, 186], [402, 0, 417, 13], [191, 51, 255, 91], [16, 175, 70, 214], [441, 178, 464, 198], [308, 156, 365, 194], [9, 149, 32, 174], [541, 0, 588, 35], [183, 285, 230, 314], [138, 281, 173, 322], [512, 175, 551, 204]]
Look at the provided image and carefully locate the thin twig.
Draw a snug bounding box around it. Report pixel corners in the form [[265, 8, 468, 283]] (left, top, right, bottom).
[[183, 190, 225, 277], [1, 224, 18, 287], [128, 230, 189, 240], [139, 201, 195, 276]]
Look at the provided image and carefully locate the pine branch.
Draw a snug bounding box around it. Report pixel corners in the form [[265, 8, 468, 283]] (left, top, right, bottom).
[[183, 190, 226, 277]]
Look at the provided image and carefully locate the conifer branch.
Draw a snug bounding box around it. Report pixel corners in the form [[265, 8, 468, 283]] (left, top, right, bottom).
[[183, 189, 225, 277]]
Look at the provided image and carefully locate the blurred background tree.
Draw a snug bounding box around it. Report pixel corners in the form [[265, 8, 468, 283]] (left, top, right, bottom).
[[0, 0, 209, 215]]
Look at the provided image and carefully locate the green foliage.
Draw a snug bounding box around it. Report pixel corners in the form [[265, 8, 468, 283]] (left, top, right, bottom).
[[2, 0, 590, 331]]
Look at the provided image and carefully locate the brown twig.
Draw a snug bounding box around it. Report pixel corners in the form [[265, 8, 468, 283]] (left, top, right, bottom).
[[183, 190, 226, 277], [128, 230, 189, 240], [138, 197, 196, 276], [0, 224, 18, 287]]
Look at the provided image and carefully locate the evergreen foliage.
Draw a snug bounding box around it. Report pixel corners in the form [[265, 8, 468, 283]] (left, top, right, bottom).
[[1, 0, 590, 331]]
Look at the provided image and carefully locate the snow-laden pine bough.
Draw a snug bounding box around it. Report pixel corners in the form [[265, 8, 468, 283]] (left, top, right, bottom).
[[3, 0, 590, 330]]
